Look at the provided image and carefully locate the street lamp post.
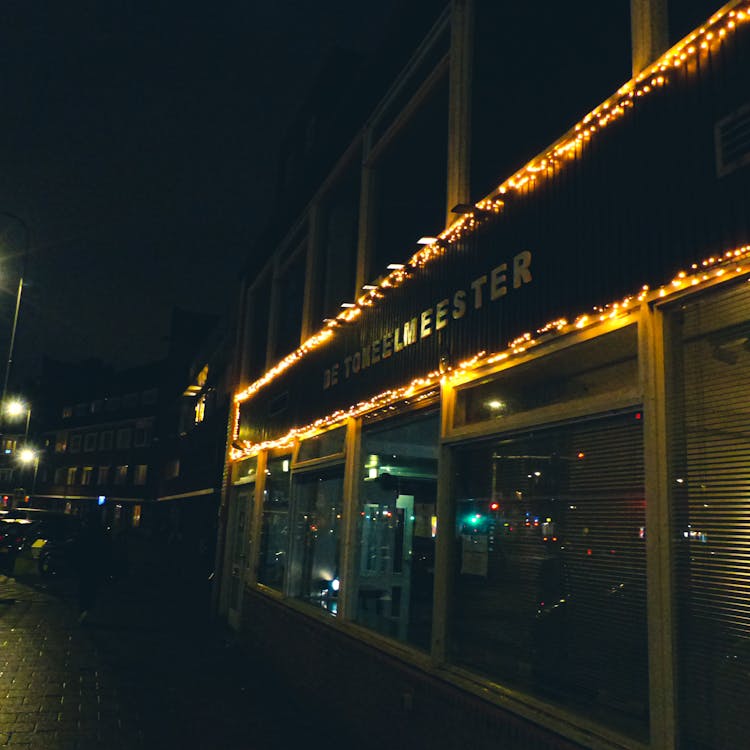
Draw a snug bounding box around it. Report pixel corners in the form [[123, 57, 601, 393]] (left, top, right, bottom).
[[0, 213, 30, 419]]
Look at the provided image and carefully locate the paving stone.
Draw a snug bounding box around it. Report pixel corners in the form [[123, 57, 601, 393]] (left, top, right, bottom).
[[0, 569, 363, 750]]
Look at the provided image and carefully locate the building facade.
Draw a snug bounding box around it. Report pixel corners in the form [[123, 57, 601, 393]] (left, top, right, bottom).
[[33, 358, 162, 528], [219, 2, 750, 749]]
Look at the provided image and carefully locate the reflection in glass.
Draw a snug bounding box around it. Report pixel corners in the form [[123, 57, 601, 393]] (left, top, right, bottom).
[[450, 413, 648, 737], [228, 486, 253, 614], [288, 469, 343, 614], [670, 289, 750, 749], [454, 327, 637, 428], [257, 456, 292, 590], [354, 412, 439, 650], [296, 426, 346, 463]]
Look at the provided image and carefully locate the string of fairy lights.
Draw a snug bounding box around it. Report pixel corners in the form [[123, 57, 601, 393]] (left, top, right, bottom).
[[230, 244, 750, 458], [230, 2, 750, 459]]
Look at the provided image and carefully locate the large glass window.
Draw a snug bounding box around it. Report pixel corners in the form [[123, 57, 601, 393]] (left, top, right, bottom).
[[317, 166, 359, 321], [450, 412, 648, 737], [453, 326, 637, 429], [668, 285, 750, 749], [296, 426, 346, 464], [274, 249, 306, 362], [288, 468, 344, 614], [257, 455, 292, 590], [353, 412, 439, 650]]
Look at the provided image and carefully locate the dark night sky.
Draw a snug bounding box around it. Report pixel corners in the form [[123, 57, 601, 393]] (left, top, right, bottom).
[[0, 1, 399, 383]]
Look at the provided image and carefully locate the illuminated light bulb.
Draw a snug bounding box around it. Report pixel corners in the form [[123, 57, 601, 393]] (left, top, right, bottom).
[[231, 3, 747, 414]]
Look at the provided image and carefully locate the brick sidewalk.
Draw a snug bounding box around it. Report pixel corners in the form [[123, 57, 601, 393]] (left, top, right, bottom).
[[0, 572, 341, 749]]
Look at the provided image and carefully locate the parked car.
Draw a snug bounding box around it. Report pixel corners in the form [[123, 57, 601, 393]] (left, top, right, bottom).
[[0, 519, 39, 574], [1, 510, 82, 577]]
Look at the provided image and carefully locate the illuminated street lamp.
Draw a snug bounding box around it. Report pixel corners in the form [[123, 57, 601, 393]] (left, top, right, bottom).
[[18, 446, 39, 496], [4, 399, 31, 443]]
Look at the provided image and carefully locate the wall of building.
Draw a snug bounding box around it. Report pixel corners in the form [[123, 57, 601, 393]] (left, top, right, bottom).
[[221, 3, 750, 749]]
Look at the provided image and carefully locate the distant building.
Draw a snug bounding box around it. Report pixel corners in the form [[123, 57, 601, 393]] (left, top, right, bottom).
[[31, 309, 232, 545], [33, 357, 161, 528], [218, 2, 750, 750]]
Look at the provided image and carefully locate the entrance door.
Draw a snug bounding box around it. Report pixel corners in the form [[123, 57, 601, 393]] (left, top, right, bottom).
[[227, 485, 253, 630]]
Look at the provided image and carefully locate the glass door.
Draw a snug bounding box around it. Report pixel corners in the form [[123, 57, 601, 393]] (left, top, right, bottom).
[[227, 485, 253, 629]]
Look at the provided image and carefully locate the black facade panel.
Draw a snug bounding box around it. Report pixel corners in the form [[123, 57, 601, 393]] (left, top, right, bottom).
[[240, 25, 750, 443]]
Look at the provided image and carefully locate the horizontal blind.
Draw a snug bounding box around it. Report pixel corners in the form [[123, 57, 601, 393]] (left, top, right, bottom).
[[670, 283, 750, 750], [451, 411, 648, 736]]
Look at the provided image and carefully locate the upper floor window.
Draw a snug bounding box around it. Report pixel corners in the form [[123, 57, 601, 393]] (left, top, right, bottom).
[[194, 395, 207, 425], [83, 433, 98, 452], [142, 388, 158, 405], [66, 467, 78, 485], [114, 465, 128, 484], [164, 459, 180, 480], [69, 435, 82, 453], [116, 428, 132, 450], [134, 464, 148, 485], [105, 396, 121, 412], [97, 466, 109, 485], [55, 432, 68, 453], [81, 467, 93, 486], [123, 392, 139, 409], [134, 428, 150, 447], [100, 431, 114, 451], [62, 406, 73, 419], [74, 403, 88, 417], [90, 400, 103, 414]]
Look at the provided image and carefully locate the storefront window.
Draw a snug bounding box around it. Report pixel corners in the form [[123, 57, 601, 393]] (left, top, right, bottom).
[[353, 411, 439, 650], [450, 412, 648, 736], [668, 286, 750, 749], [232, 456, 257, 485], [287, 468, 344, 614], [454, 326, 637, 429], [257, 455, 292, 590], [296, 426, 346, 464]]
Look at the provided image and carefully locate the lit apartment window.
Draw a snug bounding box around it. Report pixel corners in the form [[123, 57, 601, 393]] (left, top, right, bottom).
[[81, 467, 93, 486], [62, 406, 73, 419], [132, 504, 142, 528], [55, 432, 68, 453], [97, 466, 110, 484], [134, 464, 148, 485], [83, 433, 98, 452], [69, 435, 82, 453], [194, 395, 206, 425], [114, 465, 128, 485], [2, 438, 16, 454], [66, 467, 78, 485]]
